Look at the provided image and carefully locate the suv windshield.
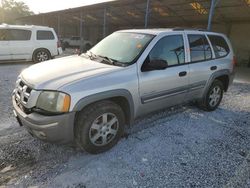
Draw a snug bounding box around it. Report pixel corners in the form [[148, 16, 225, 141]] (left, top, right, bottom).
[[88, 32, 154, 65]]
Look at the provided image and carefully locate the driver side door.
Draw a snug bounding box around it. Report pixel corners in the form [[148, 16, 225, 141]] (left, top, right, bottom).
[[138, 34, 190, 115]]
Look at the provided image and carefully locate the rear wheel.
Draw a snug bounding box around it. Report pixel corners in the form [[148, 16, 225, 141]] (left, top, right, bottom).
[[33, 49, 51, 63], [75, 100, 125, 154], [199, 79, 224, 111]]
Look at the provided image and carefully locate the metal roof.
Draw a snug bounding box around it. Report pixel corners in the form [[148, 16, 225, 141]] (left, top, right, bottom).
[[16, 0, 250, 27]]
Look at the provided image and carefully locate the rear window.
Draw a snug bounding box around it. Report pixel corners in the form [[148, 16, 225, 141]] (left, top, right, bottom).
[[71, 37, 80, 40], [188, 34, 212, 62], [37, 30, 55, 40], [9, 29, 31, 41], [208, 35, 230, 58]]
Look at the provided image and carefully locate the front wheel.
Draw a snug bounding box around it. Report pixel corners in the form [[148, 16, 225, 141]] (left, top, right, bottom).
[[75, 100, 125, 154], [199, 79, 224, 111]]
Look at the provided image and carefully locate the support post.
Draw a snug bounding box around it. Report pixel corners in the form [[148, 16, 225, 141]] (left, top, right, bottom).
[[57, 14, 60, 36], [80, 12, 83, 52], [42, 15, 45, 26], [144, 0, 150, 28], [207, 0, 219, 31], [103, 8, 107, 38]]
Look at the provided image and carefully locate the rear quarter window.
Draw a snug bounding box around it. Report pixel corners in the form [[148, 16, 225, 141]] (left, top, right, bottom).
[[37, 30, 55, 40], [208, 35, 230, 58]]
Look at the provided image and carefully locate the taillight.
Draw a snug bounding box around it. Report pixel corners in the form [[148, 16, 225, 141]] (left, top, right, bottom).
[[232, 56, 237, 67], [57, 41, 61, 48]]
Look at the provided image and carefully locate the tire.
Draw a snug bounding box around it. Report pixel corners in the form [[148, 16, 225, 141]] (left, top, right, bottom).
[[199, 79, 224, 111], [33, 49, 51, 63], [64, 42, 69, 48], [75, 100, 125, 154], [85, 43, 91, 51]]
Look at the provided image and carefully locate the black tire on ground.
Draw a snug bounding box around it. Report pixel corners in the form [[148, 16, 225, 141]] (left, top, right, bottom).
[[198, 79, 224, 111], [33, 49, 51, 63], [64, 42, 69, 48], [85, 43, 92, 51], [75, 100, 125, 154]]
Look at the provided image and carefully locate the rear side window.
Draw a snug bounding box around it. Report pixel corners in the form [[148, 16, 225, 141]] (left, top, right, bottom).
[[208, 35, 230, 58], [0, 29, 9, 41], [9, 29, 31, 41], [37, 30, 55, 40], [71, 37, 80, 40], [188, 34, 212, 62]]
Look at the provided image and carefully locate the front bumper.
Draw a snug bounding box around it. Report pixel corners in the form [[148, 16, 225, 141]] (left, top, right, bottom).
[[12, 95, 75, 143]]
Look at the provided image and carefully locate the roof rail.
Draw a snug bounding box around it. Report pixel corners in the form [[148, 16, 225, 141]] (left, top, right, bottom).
[[172, 27, 208, 32]]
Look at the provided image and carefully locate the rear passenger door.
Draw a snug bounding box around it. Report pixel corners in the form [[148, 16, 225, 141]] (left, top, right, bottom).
[[185, 32, 215, 100], [9, 29, 33, 60]]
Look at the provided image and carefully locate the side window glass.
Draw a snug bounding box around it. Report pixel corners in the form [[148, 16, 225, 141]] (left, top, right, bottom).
[[188, 34, 212, 62], [208, 35, 230, 58], [9, 29, 31, 41], [148, 35, 185, 66], [0, 29, 10, 41], [37, 30, 55, 40]]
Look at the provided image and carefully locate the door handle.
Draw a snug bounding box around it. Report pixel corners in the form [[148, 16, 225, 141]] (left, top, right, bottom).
[[210, 66, 217, 71], [179, 71, 187, 77]]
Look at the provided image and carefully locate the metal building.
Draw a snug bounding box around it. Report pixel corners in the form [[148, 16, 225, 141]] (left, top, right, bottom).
[[16, 0, 250, 66]]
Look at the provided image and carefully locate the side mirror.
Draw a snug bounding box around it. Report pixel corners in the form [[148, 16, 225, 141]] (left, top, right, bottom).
[[143, 59, 168, 72]]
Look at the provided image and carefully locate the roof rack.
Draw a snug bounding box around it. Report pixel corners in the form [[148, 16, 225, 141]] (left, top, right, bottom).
[[172, 27, 208, 32]]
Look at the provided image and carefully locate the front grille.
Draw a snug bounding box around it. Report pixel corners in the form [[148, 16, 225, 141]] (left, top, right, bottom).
[[14, 78, 32, 105]]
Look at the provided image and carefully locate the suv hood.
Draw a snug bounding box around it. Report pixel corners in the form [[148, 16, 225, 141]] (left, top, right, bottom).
[[21, 55, 121, 90]]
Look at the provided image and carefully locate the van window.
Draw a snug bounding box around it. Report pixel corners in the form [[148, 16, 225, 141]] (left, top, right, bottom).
[[9, 29, 31, 41], [0, 29, 9, 41], [188, 34, 212, 62], [208, 35, 230, 58], [37, 30, 55, 40]]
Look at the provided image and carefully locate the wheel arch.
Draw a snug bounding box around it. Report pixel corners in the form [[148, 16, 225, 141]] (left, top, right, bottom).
[[73, 89, 135, 126], [215, 75, 229, 92], [32, 48, 51, 62], [204, 69, 231, 92]]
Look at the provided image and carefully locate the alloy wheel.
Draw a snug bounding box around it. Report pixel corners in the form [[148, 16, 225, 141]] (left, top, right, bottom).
[[208, 86, 222, 107], [89, 113, 119, 146]]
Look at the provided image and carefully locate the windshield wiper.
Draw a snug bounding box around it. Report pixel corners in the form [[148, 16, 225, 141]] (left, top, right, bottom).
[[98, 55, 127, 67], [85, 51, 98, 60], [98, 55, 115, 64], [84, 51, 126, 67]]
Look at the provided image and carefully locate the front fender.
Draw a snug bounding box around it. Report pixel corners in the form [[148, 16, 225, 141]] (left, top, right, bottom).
[[73, 89, 135, 125]]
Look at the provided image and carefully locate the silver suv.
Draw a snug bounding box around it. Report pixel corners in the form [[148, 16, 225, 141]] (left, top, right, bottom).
[[12, 29, 235, 154]]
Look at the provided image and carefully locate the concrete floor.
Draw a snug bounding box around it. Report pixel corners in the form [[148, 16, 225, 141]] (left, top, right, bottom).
[[235, 67, 250, 83]]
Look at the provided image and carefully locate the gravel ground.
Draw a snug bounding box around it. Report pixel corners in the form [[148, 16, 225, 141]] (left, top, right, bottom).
[[0, 64, 250, 188]]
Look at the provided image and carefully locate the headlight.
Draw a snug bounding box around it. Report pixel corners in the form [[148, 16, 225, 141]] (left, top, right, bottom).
[[36, 91, 71, 113]]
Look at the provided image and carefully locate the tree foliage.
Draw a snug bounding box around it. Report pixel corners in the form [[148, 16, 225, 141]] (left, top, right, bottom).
[[0, 0, 34, 24]]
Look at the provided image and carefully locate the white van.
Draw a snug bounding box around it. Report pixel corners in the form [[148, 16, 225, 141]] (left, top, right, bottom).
[[0, 24, 63, 63]]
